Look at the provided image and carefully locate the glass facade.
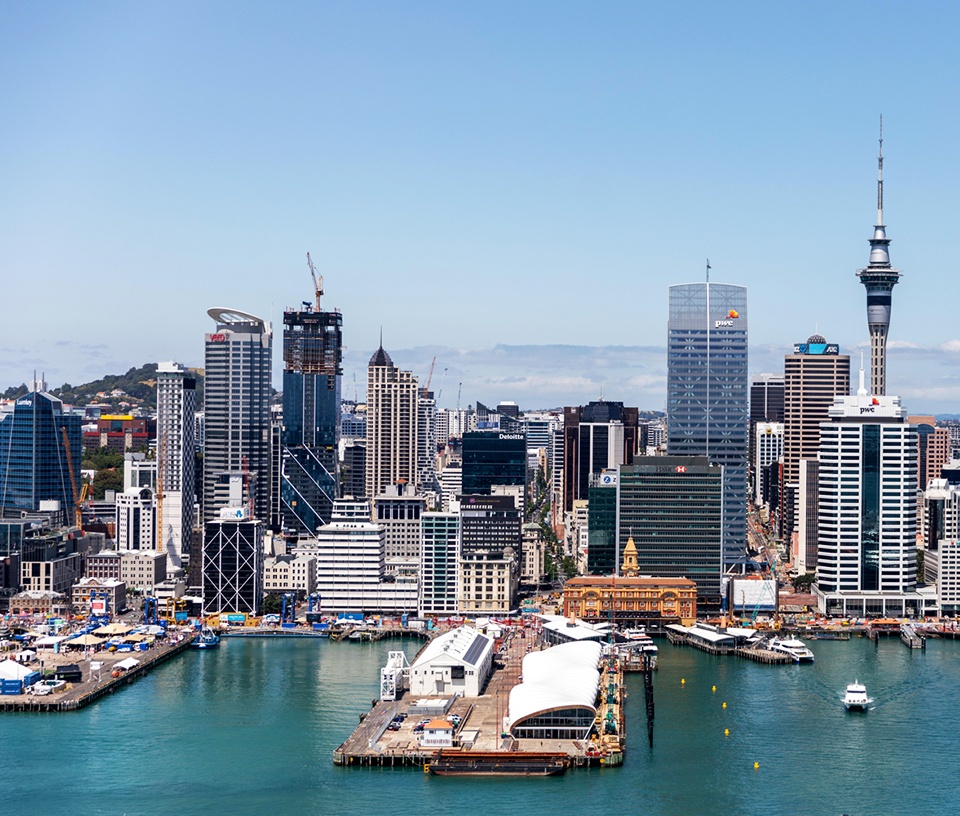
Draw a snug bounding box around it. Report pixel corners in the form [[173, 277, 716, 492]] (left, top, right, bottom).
[[667, 283, 748, 564], [461, 431, 526, 497], [616, 457, 724, 608], [586, 479, 617, 575], [0, 391, 82, 516]]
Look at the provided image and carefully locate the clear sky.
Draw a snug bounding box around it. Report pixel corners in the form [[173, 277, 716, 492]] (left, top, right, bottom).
[[2, 2, 959, 412]]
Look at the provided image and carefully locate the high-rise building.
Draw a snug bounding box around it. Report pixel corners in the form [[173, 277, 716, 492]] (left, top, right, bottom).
[[908, 416, 951, 492], [617, 456, 725, 610], [202, 506, 264, 616], [459, 494, 522, 558], [586, 471, 618, 575], [419, 511, 460, 616], [754, 422, 783, 506], [667, 282, 748, 565], [279, 300, 343, 535], [365, 344, 419, 501], [857, 126, 902, 397], [156, 361, 196, 568], [781, 337, 850, 541], [815, 383, 919, 617], [202, 308, 273, 523], [562, 401, 639, 513], [749, 373, 784, 488], [461, 430, 526, 499], [374, 482, 425, 561], [115, 487, 157, 550], [417, 388, 439, 497], [0, 385, 82, 518], [341, 440, 366, 500]]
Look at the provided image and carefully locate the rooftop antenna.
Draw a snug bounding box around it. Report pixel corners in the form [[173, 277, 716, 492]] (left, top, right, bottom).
[[706, 258, 711, 283], [857, 350, 868, 396], [877, 114, 884, 226]]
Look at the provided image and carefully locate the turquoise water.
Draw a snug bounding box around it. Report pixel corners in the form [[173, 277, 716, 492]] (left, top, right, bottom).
[[3, 635, 959, 816]]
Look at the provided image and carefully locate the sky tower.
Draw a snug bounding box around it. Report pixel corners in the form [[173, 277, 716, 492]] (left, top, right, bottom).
[[856, 117, 902, 397]]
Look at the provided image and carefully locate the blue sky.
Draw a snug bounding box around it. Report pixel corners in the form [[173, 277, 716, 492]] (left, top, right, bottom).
[[2, 2, 959, 412]]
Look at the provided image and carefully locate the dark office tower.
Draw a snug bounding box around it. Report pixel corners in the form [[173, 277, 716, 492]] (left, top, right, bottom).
[[562, 401, 639, 513], [341, 440, 367, 499], [857, 123, 902, 397], [617, 456, 724, 611], [667, 282, 748, 565], [749, 374, 785, 481], [781, 337, 850, 539], [203, 309, 273, 524], [586, 472, 618, 574], [279, 299, 343, 535], [459, 494, 522, 557], [202, 508, 264, 615], [0, 384, 82, 518], [461, 431, 527, 498]]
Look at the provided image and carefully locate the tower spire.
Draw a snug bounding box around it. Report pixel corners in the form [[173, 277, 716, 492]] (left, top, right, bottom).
[[856, 116, 901, 398]]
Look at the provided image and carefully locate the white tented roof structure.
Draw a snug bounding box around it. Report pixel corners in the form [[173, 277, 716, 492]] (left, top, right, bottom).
[[507, 641, 602, 735]]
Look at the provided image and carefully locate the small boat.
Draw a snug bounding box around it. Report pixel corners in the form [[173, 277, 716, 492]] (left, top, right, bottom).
[[767, 636, 815, 663], [191, 627, 221, 650], [843, 680, 872, 711]]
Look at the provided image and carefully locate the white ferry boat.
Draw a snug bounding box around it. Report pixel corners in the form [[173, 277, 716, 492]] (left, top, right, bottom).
[[843, 681, 872, 711], [768, 636, 815, 663]]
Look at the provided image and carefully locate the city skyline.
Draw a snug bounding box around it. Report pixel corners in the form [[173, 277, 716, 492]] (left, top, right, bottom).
[[3, 4, 960, 413]]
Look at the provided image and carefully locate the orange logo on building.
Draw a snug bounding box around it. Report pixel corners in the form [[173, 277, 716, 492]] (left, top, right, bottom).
[[872, 397, 880, 405], [727, 309, 739, 319]]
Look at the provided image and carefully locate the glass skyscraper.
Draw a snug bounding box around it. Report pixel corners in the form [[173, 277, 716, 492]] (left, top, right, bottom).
[[280, 305, 343, 535], [667, 282, 748, 565], [0, 389, 82, 517]]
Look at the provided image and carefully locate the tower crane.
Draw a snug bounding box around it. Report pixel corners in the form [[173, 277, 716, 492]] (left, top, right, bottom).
[[60, 428, 82, 530], [306, 252, 323, 310], [425, 356, 437, 392]]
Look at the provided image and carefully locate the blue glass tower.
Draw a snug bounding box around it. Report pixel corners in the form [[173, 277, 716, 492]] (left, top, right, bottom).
[[667, 281, 748, 565], [280, 298, 343, 535], [0, 389, 82, 516]]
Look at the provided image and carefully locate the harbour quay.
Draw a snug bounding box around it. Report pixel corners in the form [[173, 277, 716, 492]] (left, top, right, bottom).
[[334, 619, 627, 775]]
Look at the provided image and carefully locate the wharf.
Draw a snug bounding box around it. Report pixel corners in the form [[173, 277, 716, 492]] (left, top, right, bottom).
[[0, 632, 195, 713], [899, 623, 926, 650], [333, 627, 625, 773], [734, 646, 792, 665]]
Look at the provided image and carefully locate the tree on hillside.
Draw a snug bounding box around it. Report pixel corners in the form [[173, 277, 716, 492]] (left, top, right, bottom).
[[83, 447, 125, 471], [92, 468, 123, 499]]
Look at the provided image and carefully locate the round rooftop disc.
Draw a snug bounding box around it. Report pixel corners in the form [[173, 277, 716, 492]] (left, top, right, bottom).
[[807, 333, 826, 345]]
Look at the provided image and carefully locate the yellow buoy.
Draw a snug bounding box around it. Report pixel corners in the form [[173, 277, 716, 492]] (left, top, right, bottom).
[[724, 728, 729, 736], [712, 685, 717, 692], [722, 702, 727, 709], [754, 761, 760, 770], [424, 763, 431, 774], [681, 678, 686, 685]]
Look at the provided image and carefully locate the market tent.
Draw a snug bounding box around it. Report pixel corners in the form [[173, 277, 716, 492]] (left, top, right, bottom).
[[68, 634, 106, 647], [0, 659, 35, 680], [122, 634, 149, 643], [34, 635, 70, 648], [94, 623, 132, 636], [114, 657, 140, 671]]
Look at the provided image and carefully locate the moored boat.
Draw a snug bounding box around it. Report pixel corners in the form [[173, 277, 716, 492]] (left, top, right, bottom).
[[767, 636, 815, 663], [191, 627, 221, 650]]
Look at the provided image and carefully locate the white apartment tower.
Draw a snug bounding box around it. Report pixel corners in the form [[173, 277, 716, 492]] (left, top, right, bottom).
[[156, 361, 197, 569], [419, 512, 460, 616], [815, 374, 919, 617]]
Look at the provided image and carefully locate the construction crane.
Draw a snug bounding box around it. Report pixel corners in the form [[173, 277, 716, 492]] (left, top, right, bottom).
[[456, 382, 462, 413], [61, 428, 82, 530], [306, 252, 323, 310], [436, 367, 448, 403], [425, 356, 437, 392]]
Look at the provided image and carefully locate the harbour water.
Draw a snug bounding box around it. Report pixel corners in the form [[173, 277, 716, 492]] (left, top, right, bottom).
[[3, 634, 960, 815]]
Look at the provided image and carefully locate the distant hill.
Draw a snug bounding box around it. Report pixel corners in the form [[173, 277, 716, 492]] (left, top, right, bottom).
[[2, 364, 205, 412]]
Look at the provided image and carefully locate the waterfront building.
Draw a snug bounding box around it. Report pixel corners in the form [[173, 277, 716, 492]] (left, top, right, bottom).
[[262, 552, 316, 596], [72, 577, 126, 616], [617, 456, 724, 610], [8, 589, 68, 617], [562, 401, 639, 513], [365, 345, 419, 500], [667, 282, 748, 565], [815, 375, 923, 617], [782, 336, 850, 543], [202, 308, 273, 524], [418, 511, 460, 616], [461, 430, 526, 499], [457, 550, 517, 615], [85, 550, 122, 582], [115, 487, 157, 551], [407, 625, 493, 697], [279, 300, 343, 535], [119, 549, 167, 594], [202, 507, 264, 616], [562, 574, 697, 626], [857, 127, 902, 397], [156, 361, 197, 568], [313, 499, 417, 615], [0, 386, 82, 517], [459, 494, 521, 558], [908, 416, 951, 492], [19, 529, 84, 594]]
